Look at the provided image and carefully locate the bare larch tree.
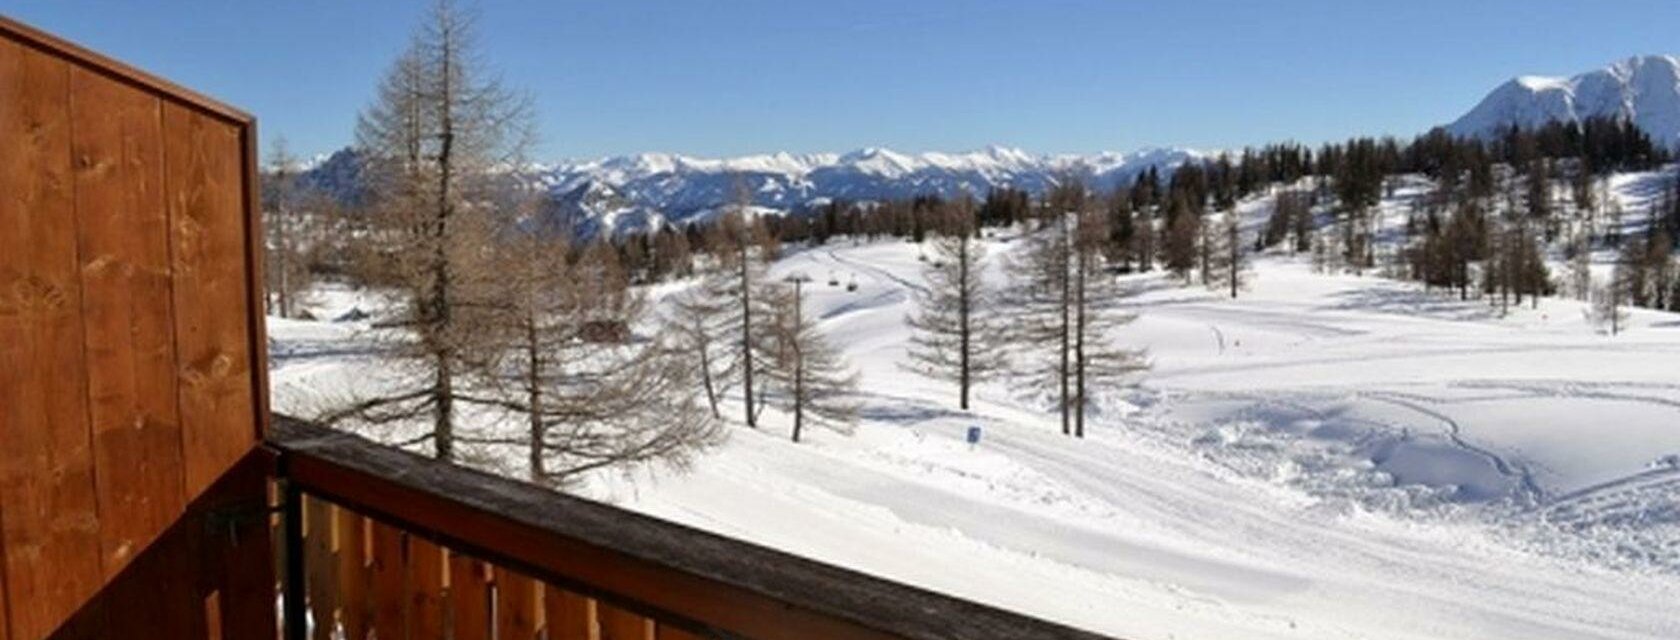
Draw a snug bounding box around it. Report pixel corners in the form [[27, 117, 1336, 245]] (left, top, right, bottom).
[[762, 277, 859, 442], [474, 222, 720, 485], [1007, 179, 1149, 437], [906, 195, 1004, 410], [337, 0, 535, 460], [262, 137, 310, 319]]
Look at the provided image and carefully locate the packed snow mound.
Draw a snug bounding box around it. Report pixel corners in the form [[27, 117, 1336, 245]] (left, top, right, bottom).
[[1449, 54, 1680, 146]]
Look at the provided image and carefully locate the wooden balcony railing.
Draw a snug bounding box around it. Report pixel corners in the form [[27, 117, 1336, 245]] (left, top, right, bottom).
[[269, 417, 1116, 640]]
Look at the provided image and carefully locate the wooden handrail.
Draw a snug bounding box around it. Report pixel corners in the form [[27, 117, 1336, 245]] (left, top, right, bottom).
[[268, 416, 1118, 640]]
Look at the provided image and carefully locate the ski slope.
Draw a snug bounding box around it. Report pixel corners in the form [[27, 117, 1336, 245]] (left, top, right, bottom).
[[270, 231, 1680, 639]]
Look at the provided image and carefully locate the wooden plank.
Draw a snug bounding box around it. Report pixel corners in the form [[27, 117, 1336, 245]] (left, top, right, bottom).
[[542, 587, 595, 640], [0, 17, 254, 126], [654, 623, 705, 640], [305, 497, 338, 640], [0, 36, 106, 640], [447, 552, 490, 640], [493, 568, 539, 640], [68, 62, 186, 579], [598, 603, 652, 640], [163, 99, 256, 500], [407, 537, 445, 640], [1, 503, 9, 640], [335, 508, 369, 640], [368, 523, 406, 640], [204, 455, 278, 640], [273, 418, 1117, 640]]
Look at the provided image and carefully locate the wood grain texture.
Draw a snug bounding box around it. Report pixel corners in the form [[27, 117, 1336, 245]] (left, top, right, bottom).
[[162, 100, 255, 501], [598, 603, 651, 640], [368, 523, 405, 640], [493, 569, 539, 640], [446, 553, 490, 640], [305, 497, 338, 640], [543, 588, 595, 640], [335, 509, 369, 640], [68, 63, 186, 579], [407, 537, 445, 640], [0, 36, 106, 640]]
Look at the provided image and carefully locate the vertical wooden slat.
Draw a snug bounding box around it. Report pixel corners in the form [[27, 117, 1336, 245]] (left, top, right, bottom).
[[0, 510, 8, 640], [493, 569, 539, 640], [335, 509, 369, 640], [0, 503, 10, 640], [162, 100, 254, 500], [542, 587, 595, 640], [407, 537, 445, 639], [0, 36, 105, 640], [448, 553, 491, 640], [597, 603, 652, 640], [205, 455, 279, 640], [368, 523, 406, 640], [304, 497, 338, 640], [68, 62, 184, 581]]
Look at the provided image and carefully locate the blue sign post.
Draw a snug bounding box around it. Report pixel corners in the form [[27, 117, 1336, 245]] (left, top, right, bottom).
[[966, 426, 982, 449]]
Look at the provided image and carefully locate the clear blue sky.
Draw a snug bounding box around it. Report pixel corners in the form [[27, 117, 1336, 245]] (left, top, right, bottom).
[[9, 0, 1680, 160]]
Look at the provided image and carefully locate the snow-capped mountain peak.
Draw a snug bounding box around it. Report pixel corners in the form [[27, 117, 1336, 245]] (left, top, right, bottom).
[[540, 145, 1202, 235], [1448, 54, 1680, 146]]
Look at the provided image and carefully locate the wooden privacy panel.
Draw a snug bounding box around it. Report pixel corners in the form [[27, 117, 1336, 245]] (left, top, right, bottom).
[[0, 17, 269, 639]]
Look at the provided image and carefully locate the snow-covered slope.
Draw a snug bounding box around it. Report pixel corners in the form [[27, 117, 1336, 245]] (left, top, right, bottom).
[[1449, 55, 1680, 146], [269, 170, 1680, 639], [539, 145, 1201, 234]]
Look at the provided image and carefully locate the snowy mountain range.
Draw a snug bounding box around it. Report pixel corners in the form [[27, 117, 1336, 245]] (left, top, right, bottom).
[[1448, 54, 1680, 146], [298, 145, 1201, 236], [293, 54, 1680, 236], [534, 146, 1201, 235]]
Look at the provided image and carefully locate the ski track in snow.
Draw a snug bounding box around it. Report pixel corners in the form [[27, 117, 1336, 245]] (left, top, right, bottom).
[[270, 218, 1680, 638]]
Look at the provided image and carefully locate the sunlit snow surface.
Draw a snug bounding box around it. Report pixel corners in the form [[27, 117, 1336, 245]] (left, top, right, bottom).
[[271, 182, 1680, 639]]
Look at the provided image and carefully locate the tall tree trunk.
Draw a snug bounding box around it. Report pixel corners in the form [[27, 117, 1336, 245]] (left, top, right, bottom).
[[435, 355, 454, 460], [526, 317, 544, 480], [740, 243, 756, 428], [791, 280, 804, 442], [1074, 253, 1086, 439], [958, 238, 971, 410], [1058, 222, 1071, 436], [698, 335, 720, 419]]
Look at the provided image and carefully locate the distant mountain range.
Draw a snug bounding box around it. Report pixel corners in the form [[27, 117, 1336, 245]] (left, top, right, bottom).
[[532, 146, 1202, 235], [298, 145, 1202, 236], [294, 54, 1680, 236], [1449, 54, 1680, 147]]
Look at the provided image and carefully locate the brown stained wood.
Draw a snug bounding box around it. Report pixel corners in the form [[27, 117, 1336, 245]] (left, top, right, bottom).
[[654, 624, 704, 640], [0, 17, 253, 126], [0, 521, 7, 640], [597, 603, 651, 640], [447, 553, 491, 640], [493, 569, 539, 640], [201, 452, 279, 640], [369, 523, 406, 640], [163, 100, 256, 501], [336, 508, 370, 640], [542, 588, 595, 640], [271, 418, 1119, 640], [305, 497, 339, 640], [67, 62, 187, 580], [1, 504, 8, 640], [0, 36, 106, 640], [407, 537, 446, 640]]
